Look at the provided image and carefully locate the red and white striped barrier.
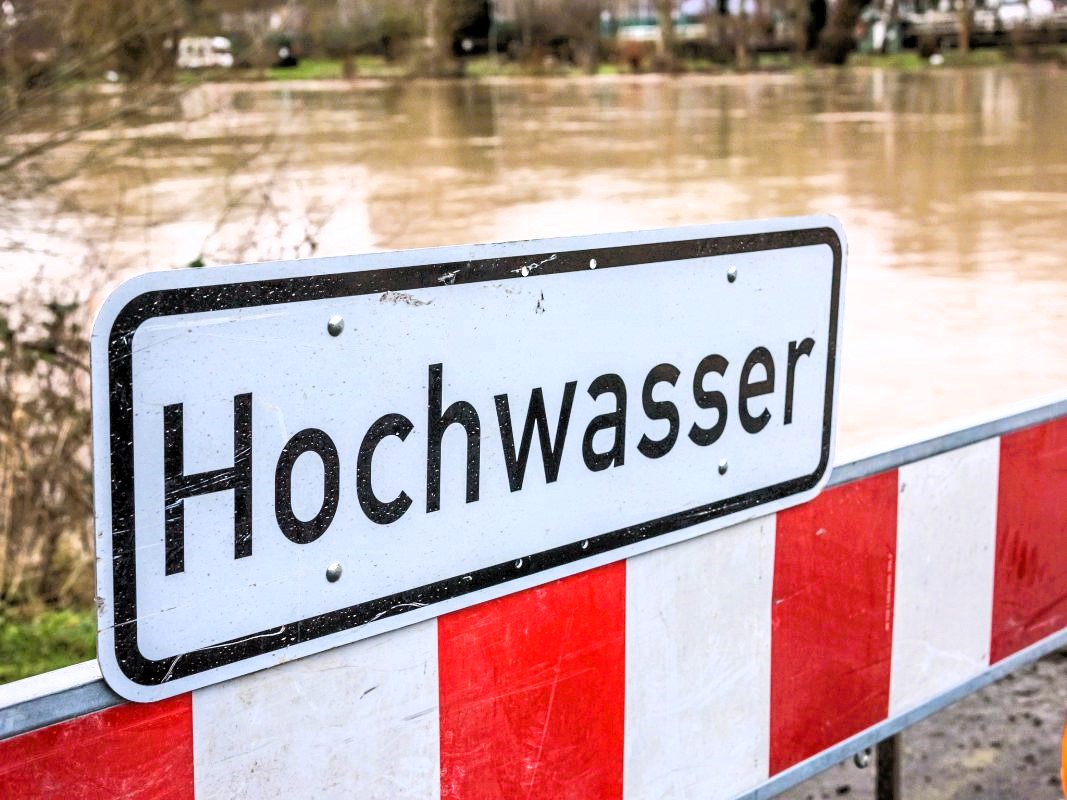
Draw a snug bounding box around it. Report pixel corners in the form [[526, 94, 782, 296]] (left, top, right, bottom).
[[2, 403, 1066, 799]]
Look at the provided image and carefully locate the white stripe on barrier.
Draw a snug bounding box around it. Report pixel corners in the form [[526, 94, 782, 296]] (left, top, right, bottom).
[[192, 619, 440, 800], [889, 439, 999, 716], [624, 516, 775, 798]]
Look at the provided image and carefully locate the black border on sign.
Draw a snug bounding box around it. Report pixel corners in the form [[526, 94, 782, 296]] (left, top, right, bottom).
[[106, 226, 843, 687]]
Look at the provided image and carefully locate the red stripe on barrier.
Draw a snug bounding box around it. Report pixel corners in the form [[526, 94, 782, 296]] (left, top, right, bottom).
[[438, 563, 626, 800], [992, 418, 1067, 663], [0, 694, 192, 800], [770, 472, 899, 774]]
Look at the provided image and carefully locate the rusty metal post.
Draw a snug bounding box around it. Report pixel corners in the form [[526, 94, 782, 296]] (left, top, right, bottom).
[[876, 734, 901, 800]]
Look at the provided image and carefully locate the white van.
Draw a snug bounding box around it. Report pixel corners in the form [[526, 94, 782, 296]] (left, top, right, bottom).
[[177, 37, 235, 69]]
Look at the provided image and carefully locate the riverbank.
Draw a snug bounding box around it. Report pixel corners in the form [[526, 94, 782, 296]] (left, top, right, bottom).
[[235, 45, 1067, 84]]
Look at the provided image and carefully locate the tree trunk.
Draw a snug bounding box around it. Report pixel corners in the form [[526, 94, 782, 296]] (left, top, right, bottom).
[[655, 0, 677, 71], [421, 0, 459, 77], [578, 18, 601, 75], [488, 0, 499, 64], [956, 0, 972, 52], [705, 0, 719, 48], [807, 0, 829, 51], [735, 10, 751, 69], [794, 0, 811, 54], [814, 0, 862, 63]]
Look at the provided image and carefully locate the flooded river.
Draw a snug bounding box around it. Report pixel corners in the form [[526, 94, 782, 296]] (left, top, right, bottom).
[[10, 66, 1067, 451]]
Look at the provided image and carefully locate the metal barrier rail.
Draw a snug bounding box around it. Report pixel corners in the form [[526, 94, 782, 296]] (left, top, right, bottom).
[[3, 393, 1067, 798], [827, 393, 1067, 488], [746, 628, 1067, 799]]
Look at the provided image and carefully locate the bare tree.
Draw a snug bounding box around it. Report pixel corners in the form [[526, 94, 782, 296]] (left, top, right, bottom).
[[0, 0, 196, 213], [305, 0, 403, 76], [416, 0, 483, 76], [565, 0, 603, 73], [496, 0, 603, 71], [0, 0, 335, 613]]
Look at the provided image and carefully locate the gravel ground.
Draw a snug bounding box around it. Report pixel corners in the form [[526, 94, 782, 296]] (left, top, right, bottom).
[[779, 650, 1067, 800]]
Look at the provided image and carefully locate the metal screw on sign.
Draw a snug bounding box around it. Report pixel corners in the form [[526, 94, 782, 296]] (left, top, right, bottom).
[[589, 258, 598, 269], [327, 316, 345, 336], [718, 459, 729, 475], [325, 562, 343, 582], [853, 748, 871, 768], [727, 266, 738, 283]]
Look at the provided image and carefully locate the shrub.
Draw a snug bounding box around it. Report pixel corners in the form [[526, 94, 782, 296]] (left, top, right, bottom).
[[0, 296, 94, 610]]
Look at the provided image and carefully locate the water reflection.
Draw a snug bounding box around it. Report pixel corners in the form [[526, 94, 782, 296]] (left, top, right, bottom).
[[9, 68, 1067, 447]]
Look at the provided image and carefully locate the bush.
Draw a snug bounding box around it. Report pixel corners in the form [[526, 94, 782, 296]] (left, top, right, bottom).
[[0, 296, 94, 610]]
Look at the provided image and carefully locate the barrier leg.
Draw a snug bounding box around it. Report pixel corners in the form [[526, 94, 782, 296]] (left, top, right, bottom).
[[876, 735, 901, 800]]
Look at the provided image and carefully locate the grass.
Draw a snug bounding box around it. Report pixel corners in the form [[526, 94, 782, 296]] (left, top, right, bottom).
[[262, 54, 726, 81], [266, 56, 409, 80], [267, 58, 345, 80], [0, 607, 96, 685], [849, 51, 930, 70], [942, 48, 1010, 66], [849, 48, 1010, 69], [219, 44, 1063, 85]]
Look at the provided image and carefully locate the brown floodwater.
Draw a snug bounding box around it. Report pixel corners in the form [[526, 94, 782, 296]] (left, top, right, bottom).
[[10, 66, 1067, 453]]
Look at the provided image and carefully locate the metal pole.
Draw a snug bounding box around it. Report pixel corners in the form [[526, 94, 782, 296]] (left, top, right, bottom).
[[876, 735, 901, 800]]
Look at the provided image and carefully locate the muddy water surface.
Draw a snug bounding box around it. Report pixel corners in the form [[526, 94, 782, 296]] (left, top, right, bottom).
[[10, 67, 1067, 450]]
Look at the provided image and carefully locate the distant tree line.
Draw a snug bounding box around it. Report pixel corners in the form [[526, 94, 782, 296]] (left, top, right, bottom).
[[0, 0, 892, 91]]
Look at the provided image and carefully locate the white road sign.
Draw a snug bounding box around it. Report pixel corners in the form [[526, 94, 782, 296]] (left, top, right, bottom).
[[92, 216, 847, 701]]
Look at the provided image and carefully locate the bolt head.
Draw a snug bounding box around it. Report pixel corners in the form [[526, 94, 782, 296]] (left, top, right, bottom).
[[589, 258, 598, 270], [326, 562, 343, 582], [717, 459, 729, 475], [727, 266, 738, 283], [327, 315, 345, 336]]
